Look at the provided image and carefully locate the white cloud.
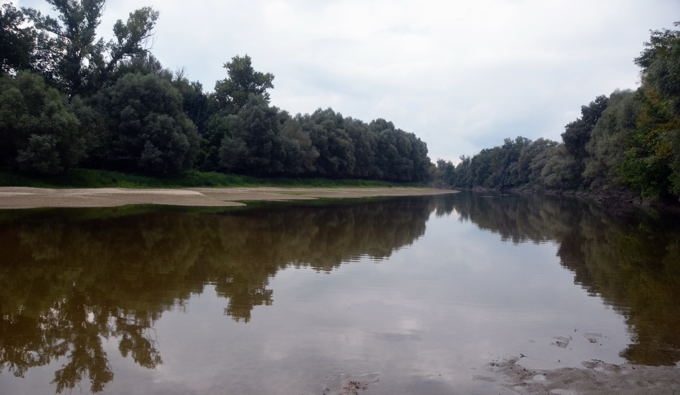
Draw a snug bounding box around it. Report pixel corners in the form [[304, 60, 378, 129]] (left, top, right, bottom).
[[15, 0, 680, 161]]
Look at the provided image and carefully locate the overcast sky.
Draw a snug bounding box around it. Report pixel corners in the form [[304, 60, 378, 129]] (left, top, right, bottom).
[[16, 0, 680, 161]]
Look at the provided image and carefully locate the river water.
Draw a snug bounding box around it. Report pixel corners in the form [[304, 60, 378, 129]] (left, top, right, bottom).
[[0, 193, 678, 394]]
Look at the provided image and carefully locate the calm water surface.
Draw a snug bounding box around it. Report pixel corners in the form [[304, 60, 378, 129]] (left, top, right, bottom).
[[0, 193, 679, 394]]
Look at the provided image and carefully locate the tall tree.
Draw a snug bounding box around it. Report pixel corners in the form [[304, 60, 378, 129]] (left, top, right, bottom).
[[632, 22, 680, 197], [561, 95, 609, 162], [94, 73, 200, 175], [24, 1, 158, 95], [0, 71, 85, 174], [0, 3, 34, 74], [218, 95, 285, 175], [212, 55, 274, 113]]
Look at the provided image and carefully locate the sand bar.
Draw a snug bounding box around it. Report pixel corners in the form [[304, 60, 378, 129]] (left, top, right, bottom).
[[0, 186, 455, 209]]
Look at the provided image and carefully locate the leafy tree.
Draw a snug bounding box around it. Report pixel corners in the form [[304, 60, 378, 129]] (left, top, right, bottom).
[[0, 3, 34, 74], [218, 95, 285, 175], [434, 159, 456, 186], [636, 22, 680, 117], [0, 71, 84, 174], [278, 111, 319, 175], [24, 0, 158, 95], [303, 108, 355, 178], [518, 138, 559, 186], [631, 22, 680, 198], [203, 55, 276, 170], [561, 95, 609, 184], [583, 90, 639, 190], [539, 145, 580, 189], [94, 73, 200, 175], [212, 55, 274, 113], [172, 72, 209, 134], [619, 89, 678, 198]]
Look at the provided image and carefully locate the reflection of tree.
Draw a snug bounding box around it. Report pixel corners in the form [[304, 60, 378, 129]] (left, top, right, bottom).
[[449, 192, 680, 366], [0, 197, 436, 392]]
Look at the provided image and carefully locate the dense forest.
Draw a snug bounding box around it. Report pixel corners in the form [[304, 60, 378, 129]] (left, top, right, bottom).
[[434, 23, 680, 202], [0, 1, 431, 182], [2, 1, 680, 197]]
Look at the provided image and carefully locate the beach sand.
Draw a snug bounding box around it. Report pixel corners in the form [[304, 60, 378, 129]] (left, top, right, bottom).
[[0, 186, 455, 209]]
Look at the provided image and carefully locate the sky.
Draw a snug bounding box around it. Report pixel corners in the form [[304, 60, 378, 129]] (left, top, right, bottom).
[[15, 0, 680, 162]]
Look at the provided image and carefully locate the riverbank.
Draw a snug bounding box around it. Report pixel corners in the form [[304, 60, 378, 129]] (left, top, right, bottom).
[[0, 186, 455, 209], [0, 168, 411, 189], [463, 186, 680, 215]]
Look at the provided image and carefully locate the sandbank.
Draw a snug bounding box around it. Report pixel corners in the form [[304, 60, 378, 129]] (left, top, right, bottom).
[[0, 186, 455, 209]]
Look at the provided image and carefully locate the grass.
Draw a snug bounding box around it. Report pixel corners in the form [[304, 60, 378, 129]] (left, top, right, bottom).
[[0, 168, 420, 189]]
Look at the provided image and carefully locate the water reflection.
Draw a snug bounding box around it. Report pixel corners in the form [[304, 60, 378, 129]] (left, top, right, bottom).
[[0, 198, 434, 393], [0, 193, 679, 393], [449, 192, 680, 366]]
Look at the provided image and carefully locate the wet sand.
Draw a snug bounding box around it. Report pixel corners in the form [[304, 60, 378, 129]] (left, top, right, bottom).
[[0, 186, 455, 209], [486, 356, 680, 394]]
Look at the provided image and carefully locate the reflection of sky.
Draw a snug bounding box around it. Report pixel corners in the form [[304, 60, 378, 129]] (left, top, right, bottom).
[[0, 206, 632, 395], [127, 211, 627, 393]]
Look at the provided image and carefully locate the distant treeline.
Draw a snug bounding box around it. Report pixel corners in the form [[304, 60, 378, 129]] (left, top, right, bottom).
[[434, 23, 680, 202], [0, 1, 430, 182]]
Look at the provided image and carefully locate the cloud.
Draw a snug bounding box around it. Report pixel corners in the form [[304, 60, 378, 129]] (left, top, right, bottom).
[[15, 0, 680, 161]]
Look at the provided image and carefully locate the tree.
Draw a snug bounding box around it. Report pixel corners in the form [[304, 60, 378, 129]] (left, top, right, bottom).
[[636, 22, 680, 117], [95, 73, 200, 175], [0, 71, 85, 174], [0, 72, 87, 174], [303, 108, 355, 178], [539, 145, 580, 189], [632, 22, 680, 198], [212, 55, 274, 113], [562, 95, 609, 162], [218, 95, 285, 175], [0, 3, 34, 74], [278, 111, 318, 175], [583, 90, 639, 190], [24, 0, 158, 95]]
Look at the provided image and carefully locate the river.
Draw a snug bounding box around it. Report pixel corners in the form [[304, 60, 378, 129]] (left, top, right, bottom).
[[0, 193, 678, 394]]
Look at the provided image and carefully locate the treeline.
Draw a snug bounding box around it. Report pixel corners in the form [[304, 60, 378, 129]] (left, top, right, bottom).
[[434, 23, 680, 201], [0, 1, 431, 182]]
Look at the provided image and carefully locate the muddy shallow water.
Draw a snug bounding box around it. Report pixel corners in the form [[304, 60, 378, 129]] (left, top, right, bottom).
[[0, 193, 678, 394]]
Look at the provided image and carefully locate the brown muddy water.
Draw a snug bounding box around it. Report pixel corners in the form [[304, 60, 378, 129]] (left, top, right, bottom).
[[0, 193, 679, 394]]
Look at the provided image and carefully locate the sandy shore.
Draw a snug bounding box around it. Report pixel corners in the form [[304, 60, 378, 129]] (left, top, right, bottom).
[[0, 186, 455, 209]]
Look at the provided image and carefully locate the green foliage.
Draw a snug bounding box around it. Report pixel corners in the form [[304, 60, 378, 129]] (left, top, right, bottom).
[[278, 111, 319, 175], [213, 55, 275, 113], [0, 71, 84, 174], [583, 90, 639, 190], [218, 95, 285, 175], [618, 89, 677, 198], [562, 95, 609, 162], [636, 22, 680, 117], [94, 73, 200, 175], [23, 0, 158, 95], [435, 22, 680, 202], [0, 3, 34, 73], [0, 168, 404, 189], [1, 1, 432, 185], [303, 108, 356, 178]]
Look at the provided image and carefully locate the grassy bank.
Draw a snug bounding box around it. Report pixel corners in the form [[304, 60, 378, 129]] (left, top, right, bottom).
[[0, 168, 415, 188]]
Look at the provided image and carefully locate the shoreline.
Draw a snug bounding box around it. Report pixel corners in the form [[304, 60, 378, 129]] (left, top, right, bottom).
[[0, 186, 456, 209], [488, 356, 680, 394]]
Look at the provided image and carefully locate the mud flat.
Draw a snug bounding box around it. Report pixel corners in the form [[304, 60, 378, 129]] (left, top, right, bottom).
[[488, 357, 680, 395], [0, 186, 455, 209]]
